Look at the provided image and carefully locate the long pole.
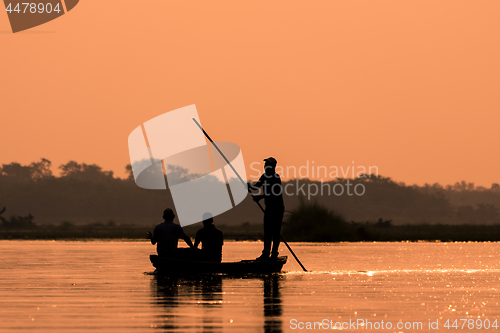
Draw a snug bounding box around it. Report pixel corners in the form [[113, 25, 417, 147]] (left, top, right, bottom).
[[193, 118, 307, 272]]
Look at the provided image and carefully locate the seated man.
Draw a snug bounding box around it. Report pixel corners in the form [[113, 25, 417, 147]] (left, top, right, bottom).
[[194, 212, 224, 262], [146, 208, 195, 258]]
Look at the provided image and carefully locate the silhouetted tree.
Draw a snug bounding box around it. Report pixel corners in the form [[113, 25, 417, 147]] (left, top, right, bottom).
[[448, 181, 475, 192], [0, 162, 33, 181], [59, 161, 114, 182], [0, 158, 53, 181], [125, 164, 134, 181], [31, 158, 53, 181]]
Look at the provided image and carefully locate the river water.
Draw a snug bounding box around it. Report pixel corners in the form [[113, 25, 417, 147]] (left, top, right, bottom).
[[1, 241, 500, 332]]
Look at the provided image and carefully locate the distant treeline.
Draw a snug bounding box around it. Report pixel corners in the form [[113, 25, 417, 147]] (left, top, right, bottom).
[[1, 158, 500, 227], [282, 199, 500, 242]]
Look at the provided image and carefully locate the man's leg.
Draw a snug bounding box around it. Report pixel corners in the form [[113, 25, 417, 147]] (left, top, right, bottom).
[[270, 209, 284, 258], [258, 213, 272, 259]]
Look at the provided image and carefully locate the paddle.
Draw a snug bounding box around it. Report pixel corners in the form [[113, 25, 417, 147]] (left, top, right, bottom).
[[193, 118, 308, 272]]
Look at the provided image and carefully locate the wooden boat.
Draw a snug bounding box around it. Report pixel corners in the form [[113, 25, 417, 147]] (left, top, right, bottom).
[[150, 255, 287, 275]]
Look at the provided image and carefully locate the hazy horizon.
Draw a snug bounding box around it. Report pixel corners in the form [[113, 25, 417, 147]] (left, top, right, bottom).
[[2, 0, 500, 188]]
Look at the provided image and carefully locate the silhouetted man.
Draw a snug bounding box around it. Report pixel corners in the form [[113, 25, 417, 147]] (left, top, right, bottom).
[[146, 208, 195, 258], [248, 157, 285, 260], [194, 212, 224, 262]]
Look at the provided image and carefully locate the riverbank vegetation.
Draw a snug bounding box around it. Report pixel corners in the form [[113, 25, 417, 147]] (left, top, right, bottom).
[[0, 219, 263, 241], [281, 199, 500, 242], [2, 205, 500, 242]]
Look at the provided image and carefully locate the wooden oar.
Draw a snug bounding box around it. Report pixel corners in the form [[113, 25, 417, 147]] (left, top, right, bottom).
[[193, 118, 308, 272]]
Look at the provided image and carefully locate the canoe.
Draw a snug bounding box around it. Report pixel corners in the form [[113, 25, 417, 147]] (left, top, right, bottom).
[[150, 255, 287, 275]]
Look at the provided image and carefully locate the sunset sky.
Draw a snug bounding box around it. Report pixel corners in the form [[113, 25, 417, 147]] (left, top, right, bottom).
[[1, 0, 499, 186]]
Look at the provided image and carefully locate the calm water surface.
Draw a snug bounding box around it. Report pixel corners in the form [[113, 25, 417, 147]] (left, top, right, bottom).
[[1, 241, 500, 332]]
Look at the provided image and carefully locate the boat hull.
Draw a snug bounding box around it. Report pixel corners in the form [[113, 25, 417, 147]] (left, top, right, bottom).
[[150, 255, 287, 275]]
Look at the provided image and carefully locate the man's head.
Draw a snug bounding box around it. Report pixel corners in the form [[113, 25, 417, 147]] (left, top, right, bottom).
[[163, 208, 175, 221], [264, 157, 277, 175], [202, 212, 214, 227]]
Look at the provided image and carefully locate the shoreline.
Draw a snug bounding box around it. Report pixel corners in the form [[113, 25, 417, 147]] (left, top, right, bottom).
[[2, 223, 500, 242], [1, 239, 499, 243]]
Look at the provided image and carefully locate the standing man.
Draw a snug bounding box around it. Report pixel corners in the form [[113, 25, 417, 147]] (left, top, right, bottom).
[[248, 157, 285, 260], [146, 208, 195, 258]]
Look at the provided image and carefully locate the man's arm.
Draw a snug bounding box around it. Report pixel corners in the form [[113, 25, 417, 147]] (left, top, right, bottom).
[[146, 230, 156, 245], [247, 174, 265, 191], [247, 181, 262, 191], [249, 179, 264, 201], [180, 229, 195, 248], [194, 230, 201, 249], [183, 234, 194, 248], [252, 194, 264, 202]]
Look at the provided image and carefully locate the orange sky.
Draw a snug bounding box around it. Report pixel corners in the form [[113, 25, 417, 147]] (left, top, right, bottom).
[[1, 0, 499, 186]]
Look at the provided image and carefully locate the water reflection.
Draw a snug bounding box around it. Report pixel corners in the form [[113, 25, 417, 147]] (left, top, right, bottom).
[[151, 275, 224, 332], [263, 274, 282, 333], [150, 274, 283, 333], [197, 275, 223, 332], [151, 276, 180, 331]]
